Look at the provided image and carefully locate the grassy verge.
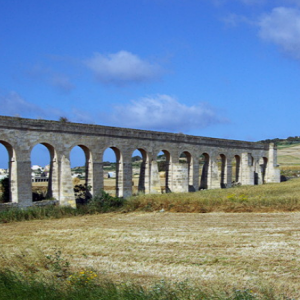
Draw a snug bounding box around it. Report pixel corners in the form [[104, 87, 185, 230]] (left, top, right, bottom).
[[125, 178, 300, 213], [0, 270, 268, 300], [0, 190, 125, 223], [0, 253, 285, 300], [2, 179, 300, 223]]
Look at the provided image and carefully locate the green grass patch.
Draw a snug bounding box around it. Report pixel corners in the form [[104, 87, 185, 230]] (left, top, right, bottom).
[[3, 179, 300, 223], [0, 269, 286, 300]]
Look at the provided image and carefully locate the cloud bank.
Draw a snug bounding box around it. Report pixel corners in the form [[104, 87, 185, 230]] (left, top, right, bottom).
[[258, 7, 300, 59], [109, 95, 226, 132], [85, 51, 163, 85]]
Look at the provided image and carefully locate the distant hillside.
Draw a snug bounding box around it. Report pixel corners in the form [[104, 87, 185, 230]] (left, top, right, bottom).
[[258, 137, 300, 168], [258, 136, 300, 146]]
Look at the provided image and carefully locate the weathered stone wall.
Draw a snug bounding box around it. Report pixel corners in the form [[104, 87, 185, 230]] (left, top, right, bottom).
[[0, 116, 280, 207]]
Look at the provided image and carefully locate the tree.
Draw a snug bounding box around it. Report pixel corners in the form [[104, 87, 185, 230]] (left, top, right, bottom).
[[59, 116, 69, 123]]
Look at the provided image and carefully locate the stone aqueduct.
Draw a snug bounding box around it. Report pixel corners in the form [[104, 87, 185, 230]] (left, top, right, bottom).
[[0, 116, 280, 207]]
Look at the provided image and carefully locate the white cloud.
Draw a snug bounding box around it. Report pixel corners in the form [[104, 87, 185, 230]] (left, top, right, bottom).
[[258, 7, 300, 59], [85, 51, 163, 85], [109, 95, 227, 132]]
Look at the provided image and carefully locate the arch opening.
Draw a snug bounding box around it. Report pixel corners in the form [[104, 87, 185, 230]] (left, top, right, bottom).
[[132, 149, 147, 195], [232, 155, 241, 186], [199, 153, 209, 190], [179, 151, 194, 192], [70, 145, 92, 205], [0, 142, 11, 203], [157, 150, 171, 193], [31, 143, 55, 201], [103, 147, 122, 197], [260, 157, 268, 184], [217, 154, 227, 188]]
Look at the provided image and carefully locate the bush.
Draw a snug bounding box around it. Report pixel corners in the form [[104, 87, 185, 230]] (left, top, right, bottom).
[[87, 190, 125, 212], [0, 177, 10, 202]]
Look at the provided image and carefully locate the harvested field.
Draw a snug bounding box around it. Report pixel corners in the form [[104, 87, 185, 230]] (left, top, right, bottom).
[[1, 212, 300, 297]]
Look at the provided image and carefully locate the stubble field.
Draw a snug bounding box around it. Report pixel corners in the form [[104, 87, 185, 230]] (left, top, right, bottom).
[[1, 211, 300, 297]]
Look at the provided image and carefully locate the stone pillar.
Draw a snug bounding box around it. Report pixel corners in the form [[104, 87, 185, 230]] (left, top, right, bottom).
[[265, 143, 281, 183], [138, 159, 150, 194], [48, 156, 59, 200], [150, 159, 161, 194], [240, 153, 254, 186], [171, 162, 188, 193], [122, 156, 132, 198], [89, 161, 103, 196], [191, 161, 199, 191], [10, 159, 32, 207], [210, 157, 220, 189], [226, 160, 232, 188], [116, 159, 123, 198], [59, 154, 76, 207]]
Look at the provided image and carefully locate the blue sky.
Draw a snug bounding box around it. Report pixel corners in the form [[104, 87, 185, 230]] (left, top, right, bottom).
[[1, 0, 300, 167]]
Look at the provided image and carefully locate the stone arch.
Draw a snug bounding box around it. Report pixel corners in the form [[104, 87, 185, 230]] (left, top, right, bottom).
[[30, 142, 58, 201], [199, 153, 210, 190], [70, 144, 93, 205], [102, 146, 123, 197], [0, 140, 15, 203], [232, 155, 241, 185], [132, 148, 149, 195], [179, 150, 194, 192]]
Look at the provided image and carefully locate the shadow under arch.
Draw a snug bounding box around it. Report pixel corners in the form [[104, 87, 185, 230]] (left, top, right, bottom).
[[103, 146, 123, 197], [179, 150, 195, 192], [132, 148, 148, 195], [199, 153, 209, 190], [232, 155, 241, 186], [218, 154, 227, 189], [259, 157, 268, 184], [0, 140, 14, 202]]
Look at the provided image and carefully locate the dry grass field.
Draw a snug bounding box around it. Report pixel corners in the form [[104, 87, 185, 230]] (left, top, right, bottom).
[[1, 211, 300, 297], [278, 144, 300, 166]]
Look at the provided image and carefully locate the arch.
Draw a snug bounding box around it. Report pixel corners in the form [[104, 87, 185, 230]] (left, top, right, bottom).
[[30, 143, 58, 201], [232, 155, 241, 185], [132, 148, 148, 195], [179, 151, 194, 192], [0, 141, 14, 203], [103, 146, 122, 197], [70, 145, 93, 205], [157, 150, 171, 193], [199, 153, 209, 190], [217, 154, 227, 188], [259, 157, 268, 184]]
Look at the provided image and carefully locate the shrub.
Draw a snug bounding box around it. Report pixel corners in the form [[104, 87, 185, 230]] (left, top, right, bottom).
[[87, 190, 125, 212], [0, 177, 10, 202]]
